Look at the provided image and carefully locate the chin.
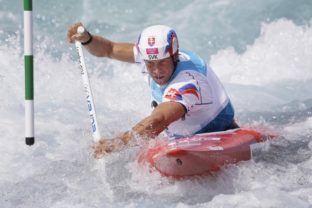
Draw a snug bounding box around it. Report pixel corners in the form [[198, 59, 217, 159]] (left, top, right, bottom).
[[152, 77, 169, 85], [155, 80, 167, 85]]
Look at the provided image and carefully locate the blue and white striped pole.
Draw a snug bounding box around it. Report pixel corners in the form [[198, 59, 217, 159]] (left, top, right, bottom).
[[24, 0, 34, 145]]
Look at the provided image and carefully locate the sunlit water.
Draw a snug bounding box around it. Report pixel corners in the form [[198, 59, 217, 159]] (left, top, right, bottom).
[[1, 0, 312, 207]]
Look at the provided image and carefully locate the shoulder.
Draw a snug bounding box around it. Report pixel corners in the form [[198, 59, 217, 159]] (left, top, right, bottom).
[[176, 49, 208, 76], [179, 49, 204, 63], [165, 72, 201, 98]]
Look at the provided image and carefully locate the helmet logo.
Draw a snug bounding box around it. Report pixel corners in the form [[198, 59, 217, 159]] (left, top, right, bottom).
[[148, 54, 158, 60], [146, 48, 158, 54], [146, 48, 159, 60], [147, 36, 155, 46]]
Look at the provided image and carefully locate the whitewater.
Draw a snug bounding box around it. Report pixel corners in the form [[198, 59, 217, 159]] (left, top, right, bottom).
[[1, 0, 312, 207]]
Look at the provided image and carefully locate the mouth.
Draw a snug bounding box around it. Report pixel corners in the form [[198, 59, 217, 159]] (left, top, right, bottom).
[[153, 74, 165, 81], [155, 76, 164, 81]]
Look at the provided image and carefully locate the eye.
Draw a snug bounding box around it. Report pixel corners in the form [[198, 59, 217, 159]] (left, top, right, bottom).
[[160, 61, 167, 66], [153, 60, 163, 67], [146, 62, 154, 67]]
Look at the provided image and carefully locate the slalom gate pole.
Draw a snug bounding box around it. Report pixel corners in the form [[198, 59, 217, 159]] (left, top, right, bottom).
[[75, 26, 101, 142], [24, 0, 34, 146]]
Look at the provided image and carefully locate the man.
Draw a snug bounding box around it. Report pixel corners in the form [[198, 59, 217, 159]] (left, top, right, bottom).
[[67, 22, 238, 157]]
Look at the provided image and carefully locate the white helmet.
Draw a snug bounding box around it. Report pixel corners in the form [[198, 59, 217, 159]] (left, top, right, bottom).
[[136, 25, 179, 61]]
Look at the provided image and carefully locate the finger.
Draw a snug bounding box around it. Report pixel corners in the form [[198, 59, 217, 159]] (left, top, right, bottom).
[[71, 33, 88, 43], [70, 22, 83, 33], [67, 22, 84, 43], [71, 34, 81, 42], [94, 148, 109, 159], [94, 151, 104, 159], [93, 148, 103, 159], [94, 152, 103, 159]]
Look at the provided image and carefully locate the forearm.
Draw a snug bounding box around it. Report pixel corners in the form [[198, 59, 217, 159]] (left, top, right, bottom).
[[93, 102, 185, 157], [67, 22, 135, 63], [121, 102, 186, 144], [84, 35, 135, 63], [115, 117, 165, 146]]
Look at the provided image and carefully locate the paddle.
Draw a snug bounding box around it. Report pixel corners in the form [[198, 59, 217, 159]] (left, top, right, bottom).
[[75, 26, 101, 142]]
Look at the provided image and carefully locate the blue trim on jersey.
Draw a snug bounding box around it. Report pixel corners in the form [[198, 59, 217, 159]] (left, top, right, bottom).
[[169, 49, 207, 82], [195, 102, 235, 134], [151, 82, 166, 103], [150, 49, 207, 103]]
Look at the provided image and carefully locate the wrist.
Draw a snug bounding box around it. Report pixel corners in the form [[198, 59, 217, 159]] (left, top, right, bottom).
[[81, 31, 93, 45], [120, 131, 133, 145]]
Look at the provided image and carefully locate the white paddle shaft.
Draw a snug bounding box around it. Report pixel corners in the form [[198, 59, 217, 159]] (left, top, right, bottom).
[[75, 26, 101, 141]]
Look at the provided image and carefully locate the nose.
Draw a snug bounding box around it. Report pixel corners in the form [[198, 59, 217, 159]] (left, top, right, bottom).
[[153, 66, 162, 74]]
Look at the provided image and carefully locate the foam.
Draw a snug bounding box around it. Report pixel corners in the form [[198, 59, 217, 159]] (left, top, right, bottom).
[[210, 19, 312, 86], [1, 4, 312, 208]]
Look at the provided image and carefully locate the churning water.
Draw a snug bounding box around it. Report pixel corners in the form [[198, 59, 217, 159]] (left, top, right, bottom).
[[1, 0, 312, 207]]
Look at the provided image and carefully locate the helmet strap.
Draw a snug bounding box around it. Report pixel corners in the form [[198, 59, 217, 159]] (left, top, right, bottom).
[[172, 56, 178, 68], [169, 51, 179, 80], [172, 50, 179, 68]]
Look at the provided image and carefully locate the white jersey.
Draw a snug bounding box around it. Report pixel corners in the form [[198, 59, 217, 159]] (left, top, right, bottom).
[[134, 48, 232, 138]]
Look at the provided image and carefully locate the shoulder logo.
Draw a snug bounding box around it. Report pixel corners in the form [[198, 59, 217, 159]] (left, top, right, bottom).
[[165, 88, 182, 101], [179, 83, 199, 98]]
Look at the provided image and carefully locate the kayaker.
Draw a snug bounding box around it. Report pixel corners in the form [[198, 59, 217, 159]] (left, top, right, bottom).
[[67, 22, 239, 157]]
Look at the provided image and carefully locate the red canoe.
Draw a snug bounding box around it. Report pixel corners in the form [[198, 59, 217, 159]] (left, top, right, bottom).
[[138, 128, 275, 178]]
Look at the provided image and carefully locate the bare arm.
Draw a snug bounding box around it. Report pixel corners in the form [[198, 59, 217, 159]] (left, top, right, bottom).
[[93, 102, 186, 157], [128, 101, 186, 141], [67, 22, 135, 63]]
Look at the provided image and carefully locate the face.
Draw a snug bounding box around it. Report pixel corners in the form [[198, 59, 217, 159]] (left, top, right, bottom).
[[144, 57, 175, 85]]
